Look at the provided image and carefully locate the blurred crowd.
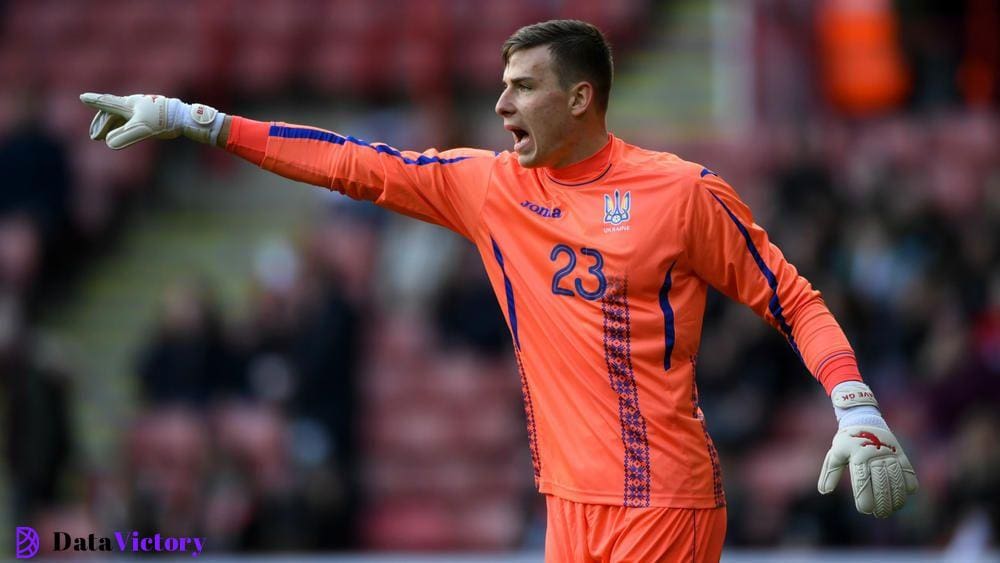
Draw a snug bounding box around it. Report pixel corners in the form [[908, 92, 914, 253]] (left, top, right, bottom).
[[2, 0, 999, 556]]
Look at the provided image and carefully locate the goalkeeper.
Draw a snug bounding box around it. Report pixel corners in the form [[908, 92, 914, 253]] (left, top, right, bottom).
[[81, 20, 917, 562]]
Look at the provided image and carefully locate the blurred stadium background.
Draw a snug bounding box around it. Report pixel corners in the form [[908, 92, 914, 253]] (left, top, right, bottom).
[[0, 0, 998, 560]]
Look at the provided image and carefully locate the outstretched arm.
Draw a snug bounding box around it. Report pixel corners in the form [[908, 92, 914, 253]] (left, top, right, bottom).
[[81, 93, 497, 240]]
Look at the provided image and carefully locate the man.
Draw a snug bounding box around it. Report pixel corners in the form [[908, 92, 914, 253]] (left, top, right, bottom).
[[81, 19, 917, 562]]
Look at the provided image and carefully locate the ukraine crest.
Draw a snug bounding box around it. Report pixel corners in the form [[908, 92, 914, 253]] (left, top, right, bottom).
[[603, 189, 631, 225]]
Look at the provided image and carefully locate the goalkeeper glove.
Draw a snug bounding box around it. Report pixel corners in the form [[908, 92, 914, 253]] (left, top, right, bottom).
[[80, 93, 225, 150], [818, 381, 918, 518]]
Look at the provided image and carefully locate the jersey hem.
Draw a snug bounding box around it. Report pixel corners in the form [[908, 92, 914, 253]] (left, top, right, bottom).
[[538, 480, 724, 509]]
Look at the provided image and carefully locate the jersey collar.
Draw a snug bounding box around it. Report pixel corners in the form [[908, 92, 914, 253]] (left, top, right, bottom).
[[544, 133, 616, 187]]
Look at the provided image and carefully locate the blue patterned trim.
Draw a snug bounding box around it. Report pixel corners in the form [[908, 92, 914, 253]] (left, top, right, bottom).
[[601, 277, 652, 507], [692, 379, 725, 507], [514, 351, 541, 485]]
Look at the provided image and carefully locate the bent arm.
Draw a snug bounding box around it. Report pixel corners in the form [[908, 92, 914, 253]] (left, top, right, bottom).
[[685, 172, 862, 394]]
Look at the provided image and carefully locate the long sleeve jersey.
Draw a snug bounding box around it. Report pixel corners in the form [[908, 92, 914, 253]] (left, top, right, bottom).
[[227, 117, 863, 508]]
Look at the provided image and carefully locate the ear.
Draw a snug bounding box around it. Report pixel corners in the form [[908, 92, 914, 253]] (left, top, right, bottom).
[[568, 81, 594, 117]]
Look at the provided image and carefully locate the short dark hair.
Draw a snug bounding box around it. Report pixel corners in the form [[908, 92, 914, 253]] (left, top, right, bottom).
[[502, 20, 614, 112]]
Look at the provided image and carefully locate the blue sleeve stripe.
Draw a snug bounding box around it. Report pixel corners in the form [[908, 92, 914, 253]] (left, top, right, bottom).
[[658, 260, 677, 371], [814, 350, 855, 374], [490, 237, 520, 350], [706, 190, 803, 361], [268, 125, 474, 166]]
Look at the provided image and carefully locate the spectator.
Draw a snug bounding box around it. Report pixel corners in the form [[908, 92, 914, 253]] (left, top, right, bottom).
[[137, 280, 238, 405]]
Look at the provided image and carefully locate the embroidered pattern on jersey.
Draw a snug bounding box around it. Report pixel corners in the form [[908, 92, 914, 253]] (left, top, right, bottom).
[[692, 378, 725, 507], [601, 277, 651, 507], [515, 351, 542, 485]]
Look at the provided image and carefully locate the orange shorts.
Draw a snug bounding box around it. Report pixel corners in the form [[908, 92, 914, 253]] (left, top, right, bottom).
[[544, 495, 727, 562]]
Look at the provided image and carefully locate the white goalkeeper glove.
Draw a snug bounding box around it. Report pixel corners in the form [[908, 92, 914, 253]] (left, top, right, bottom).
[[818, 381, 918, 518], [80, 93, 225, 150]]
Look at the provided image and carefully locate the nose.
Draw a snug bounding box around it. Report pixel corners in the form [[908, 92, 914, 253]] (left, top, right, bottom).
[[495, 89, 514, 118]]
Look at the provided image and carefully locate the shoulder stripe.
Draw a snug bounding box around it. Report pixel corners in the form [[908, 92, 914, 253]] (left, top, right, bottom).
[[705, 189, 803, 361], [268, 125, 474, 166]]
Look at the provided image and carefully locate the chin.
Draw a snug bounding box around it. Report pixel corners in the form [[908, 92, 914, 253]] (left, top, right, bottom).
[[517, 151, 541, 168]]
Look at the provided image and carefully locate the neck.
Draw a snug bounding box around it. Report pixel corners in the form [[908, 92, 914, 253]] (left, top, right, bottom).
[[551, 124, 609, 169]]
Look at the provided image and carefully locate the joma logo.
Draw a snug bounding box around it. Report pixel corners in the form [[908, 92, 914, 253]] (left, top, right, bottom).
[[521, 200, 563, 219]]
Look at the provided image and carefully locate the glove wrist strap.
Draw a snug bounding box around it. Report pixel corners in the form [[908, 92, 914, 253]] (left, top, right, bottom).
[[171, 99, 226, 145], [831, 381, 886, 429], [831, 381, 878, 409]]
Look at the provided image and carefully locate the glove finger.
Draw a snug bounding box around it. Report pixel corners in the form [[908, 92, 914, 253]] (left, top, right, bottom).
[[105, 119, 153, 150], [900, 453, 919, 494], [890, 461, 907, 513], [876, 458, 906, 516], [89, 111, 126, 141], [80, 93, 134, 119], [817, 447, 846, 494], [868, 458, 905, 518], [849, 461, 875, 515], [869, 461, 889, 517]]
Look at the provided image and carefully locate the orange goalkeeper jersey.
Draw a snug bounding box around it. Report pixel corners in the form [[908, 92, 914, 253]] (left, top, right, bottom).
[[227, 119, 863, 508]]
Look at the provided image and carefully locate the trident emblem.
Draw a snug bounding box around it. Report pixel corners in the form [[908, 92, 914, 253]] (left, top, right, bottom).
[[604, 189, 631, 225]]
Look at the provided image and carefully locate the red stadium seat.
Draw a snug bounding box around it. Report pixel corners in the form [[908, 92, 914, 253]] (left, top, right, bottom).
[[229, 39, 297, 98], [362, 498, 457, 550], [454, 495, 524, 549], [456, 394, 524, 455], [366, 401, 459, 458]]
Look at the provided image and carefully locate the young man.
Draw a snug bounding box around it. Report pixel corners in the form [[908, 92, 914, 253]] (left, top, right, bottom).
[[82, 19, 916, 562]]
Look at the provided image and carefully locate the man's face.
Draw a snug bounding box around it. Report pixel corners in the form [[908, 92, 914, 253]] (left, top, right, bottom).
[[495, 46, 574, 168]]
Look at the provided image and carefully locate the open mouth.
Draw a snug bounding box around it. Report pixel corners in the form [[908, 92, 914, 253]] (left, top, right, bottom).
[[506, 125, 530, 152]]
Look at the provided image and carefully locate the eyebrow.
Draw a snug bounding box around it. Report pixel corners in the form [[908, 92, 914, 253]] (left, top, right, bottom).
[[503, 76, 535, 86]]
